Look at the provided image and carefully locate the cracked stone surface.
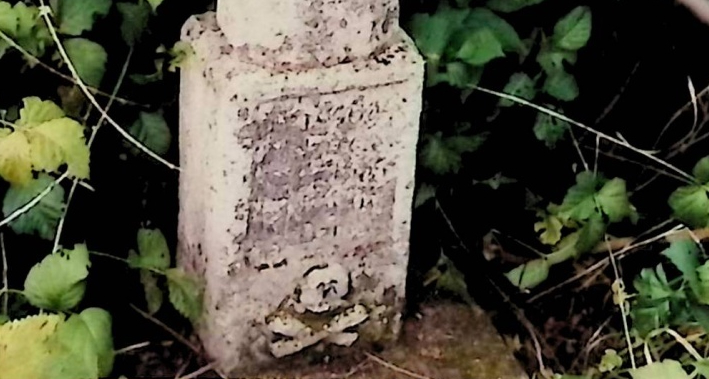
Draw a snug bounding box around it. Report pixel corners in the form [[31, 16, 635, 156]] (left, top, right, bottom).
[[177, 8, 424, 375]]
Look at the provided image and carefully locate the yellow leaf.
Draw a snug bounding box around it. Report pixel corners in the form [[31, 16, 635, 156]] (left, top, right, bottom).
[[17, 97, 65, 127], [534, 213, 563, 245], [0, 98, 90, 184], [0, 131, 33, 185], [0, 314, 65, 379], [27, 119, 90, 179]]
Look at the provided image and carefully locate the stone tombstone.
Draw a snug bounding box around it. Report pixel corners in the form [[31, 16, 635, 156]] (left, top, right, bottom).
[[177, 0, 424, 375]]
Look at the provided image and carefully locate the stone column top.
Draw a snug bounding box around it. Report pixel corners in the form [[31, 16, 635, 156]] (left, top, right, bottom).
[[217, 0, 400, 70], [183, 12, 422, 100]]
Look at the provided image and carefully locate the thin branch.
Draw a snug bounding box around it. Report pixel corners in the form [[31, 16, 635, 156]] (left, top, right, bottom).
[[1, 233, 7, 315], [54, 48, 134, 253], [527, 223, 684, 303], [130, 304, 202, 354], [473, 85, 695, 183], [37, 2, 180, 172], [594, 61, 641, 125], [0, 172, 68, 229], [365, 352, 435, 379], [177, 363, 215, 379], [605, 236, 635, 369], [654, 81, 709, 148], [115, 341, 151, 355], [569, 127, 589, 172], [0, 30, 144, 108]]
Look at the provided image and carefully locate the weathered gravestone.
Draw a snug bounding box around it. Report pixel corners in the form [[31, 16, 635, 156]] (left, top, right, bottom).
[[177, 0, 424, 375]]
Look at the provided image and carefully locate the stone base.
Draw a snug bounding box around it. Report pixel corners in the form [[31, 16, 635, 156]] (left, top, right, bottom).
[[232, 301, 530, 379], [178, 12, 424, 375]]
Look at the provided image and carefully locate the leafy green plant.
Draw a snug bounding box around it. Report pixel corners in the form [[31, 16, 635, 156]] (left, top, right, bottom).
[[0, 1, 199, 377], [409, 0, 593, 208]]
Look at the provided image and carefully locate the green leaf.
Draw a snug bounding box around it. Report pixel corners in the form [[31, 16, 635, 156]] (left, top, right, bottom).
[[693, 156, 709, 183], [128, 111, 171, 156], [441, 62, 483, 89], [558, 171, 601, 222], [129, 228, 170, 270], [634, 264, 674, 301], [629, 360, 690, 379], [2, 174, 66, 240], [414, 184, 436, 208], [0, 97, 90, 185], [147, 0, 163, 11], [499, 72, 536, 107], [410, 7, 469, 60], [599, 349, 623, 373], [505, 258, 549, 290], [17, 97, 65, 127], [434, 254, 473, 305], [486, 0, 545, 13], [0, 3, 53, 59], [420, 132, 487, 175], [421, 133, 461, 175], [166, 268, 203, 321], [54, 0, 112, 36], [455, 28, 505, 66], [463, 8, 523, 52], [543, 69, 579, 101], [533, 111, 569, 147], [23, 244, 91, 312], [63, 38, 108, 87], [575, 212, 606, 253], [117, 2, 150, 46], [476, 172, 517, 189], [537, 45, 577, 74], [140, 270, 163, 315], [0, 3, 17, 35], [534, 212, 563, 245], [697, 262, 709, 304], [596, 178, 634, 223], [691, 358, 709, 378], [553, 6, 592, 51], [669, 185, 709, 228], [75, 308, 114, 377], [168, 41, 195, 72], [662, 240, 701, 296], [46, 308, 112, 379], [690, 304, 709, 335]]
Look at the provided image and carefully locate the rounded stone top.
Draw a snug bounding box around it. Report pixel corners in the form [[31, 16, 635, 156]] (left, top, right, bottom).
[[217, 0, 399, 70]]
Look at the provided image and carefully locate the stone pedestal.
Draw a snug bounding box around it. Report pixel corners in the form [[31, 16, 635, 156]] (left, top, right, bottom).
[[177, 2, 424, 375]]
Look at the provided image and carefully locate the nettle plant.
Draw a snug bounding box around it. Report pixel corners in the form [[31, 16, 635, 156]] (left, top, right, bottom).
[[408, 0, 591, 178], [409, 0, 709, 377], [0, 1, 201, 378]]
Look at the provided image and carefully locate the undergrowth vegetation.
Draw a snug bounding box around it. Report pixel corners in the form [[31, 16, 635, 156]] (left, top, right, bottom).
[[1, 0, 709, 378], [405, 0, 709, 378]]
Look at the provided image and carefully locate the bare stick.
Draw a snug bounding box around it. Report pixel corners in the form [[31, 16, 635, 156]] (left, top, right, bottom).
[[365, 352, 435, 379], [177, 363, 215, 379], [1, 233, 7, 315], [37, 1, 180, 172], [130, 304, 202, 354], [53, 48, 134, 253], [115, 341, 151, 355], [473, 85, 695, 183]]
